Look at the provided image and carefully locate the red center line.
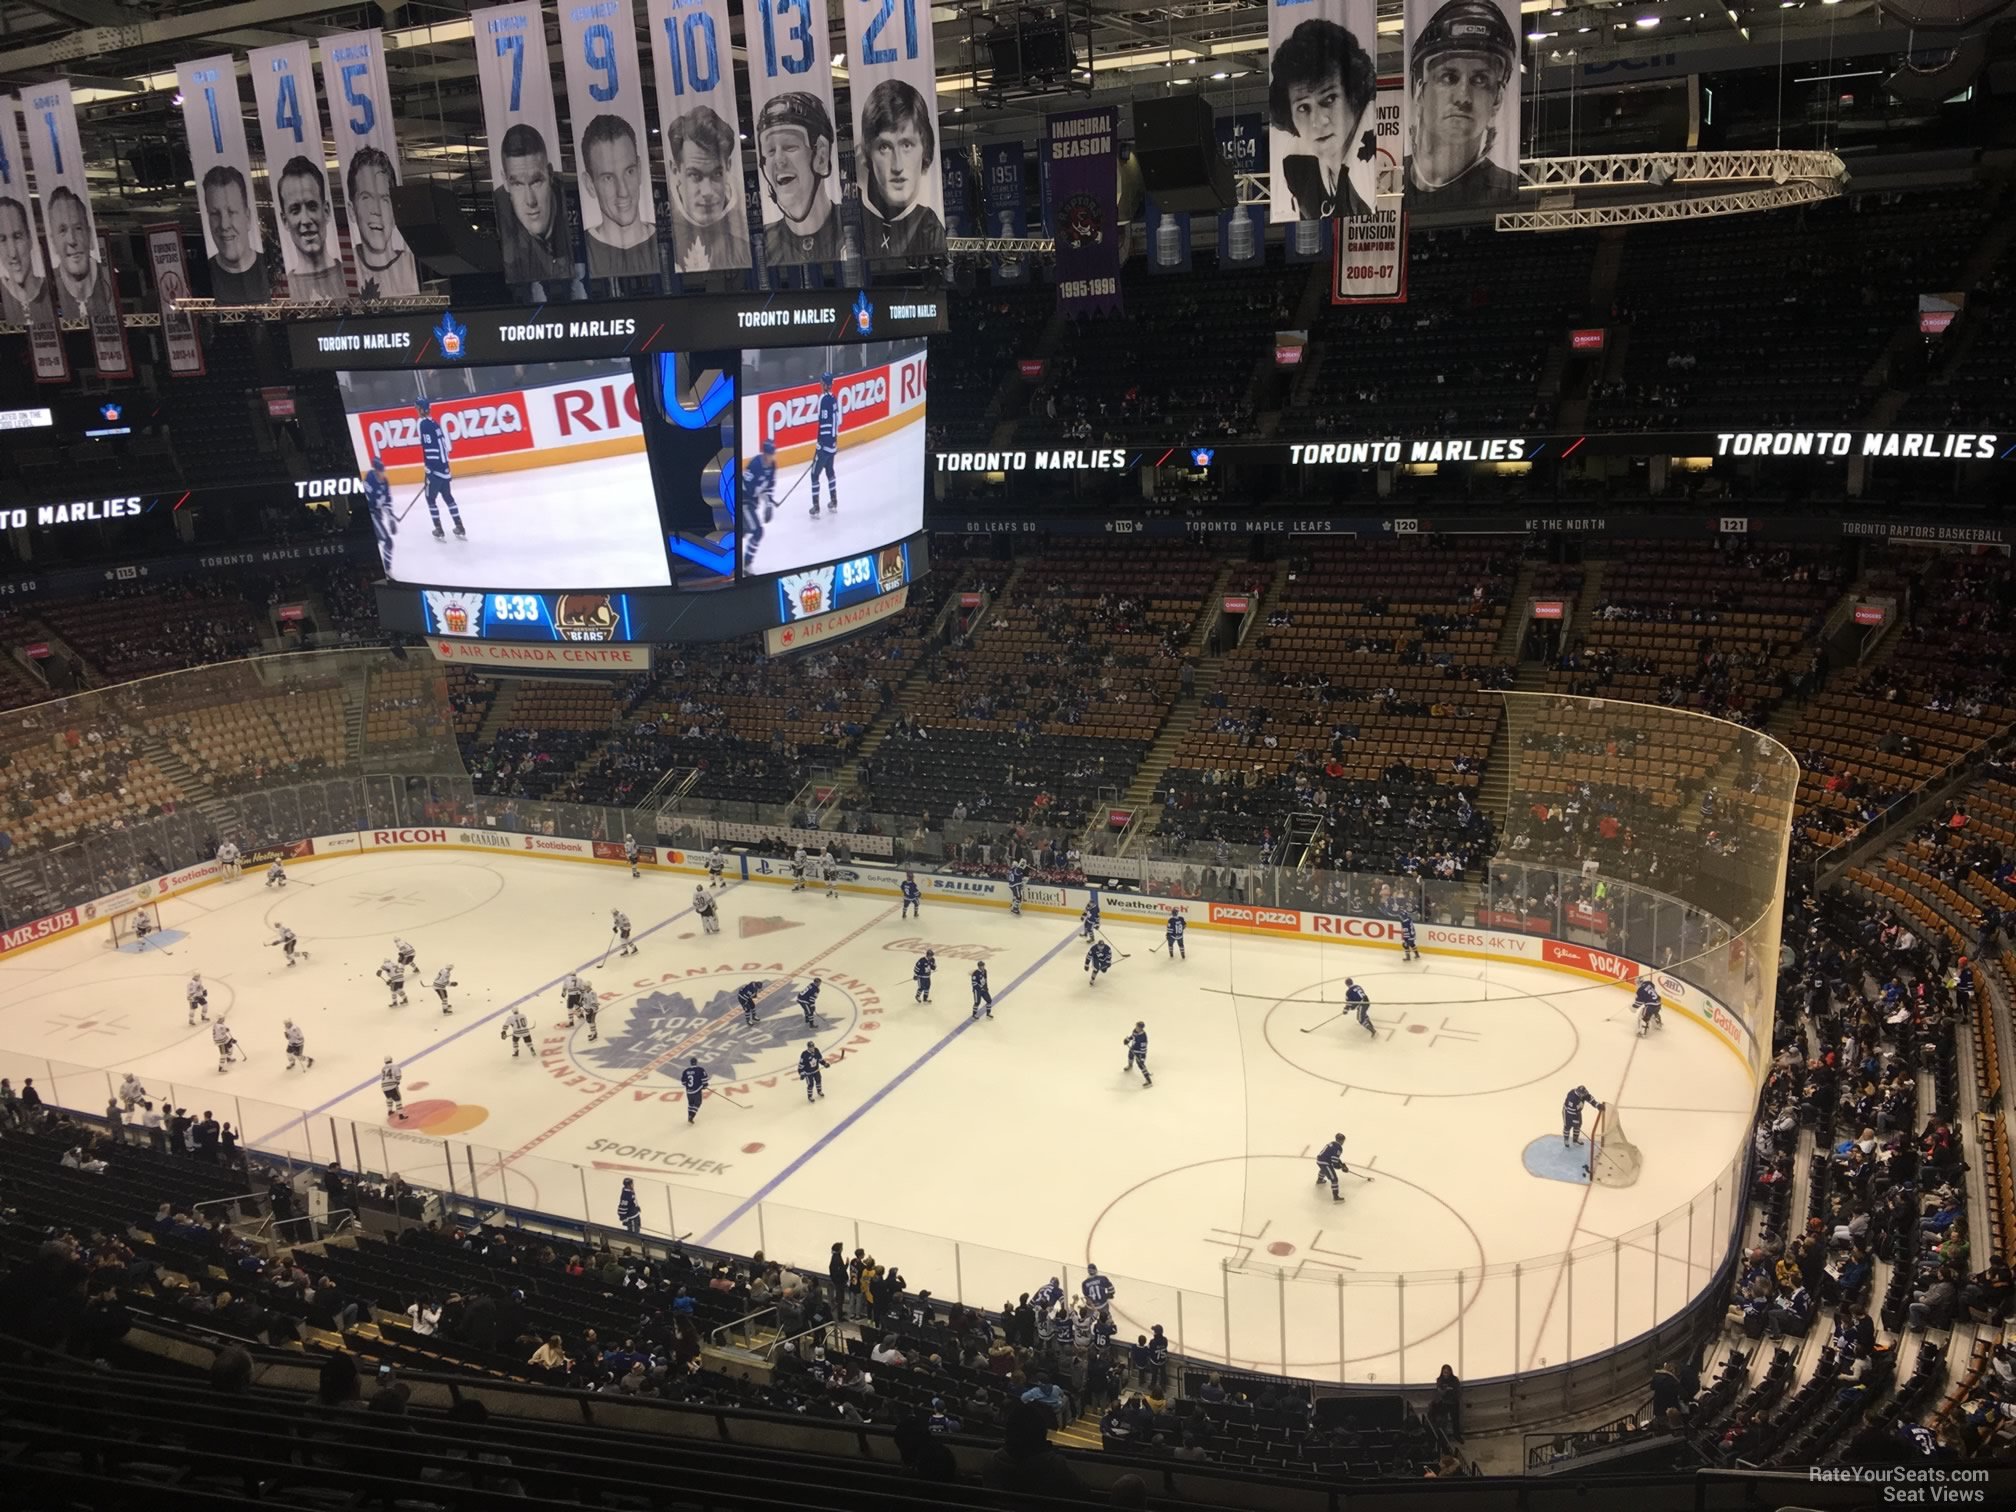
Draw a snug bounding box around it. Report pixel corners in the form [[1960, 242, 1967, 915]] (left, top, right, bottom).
[[498, 899, 901, 1166]]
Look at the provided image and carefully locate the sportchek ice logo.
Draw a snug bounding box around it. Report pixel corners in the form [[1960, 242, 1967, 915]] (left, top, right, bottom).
[[1209, 903, 1298, 931]]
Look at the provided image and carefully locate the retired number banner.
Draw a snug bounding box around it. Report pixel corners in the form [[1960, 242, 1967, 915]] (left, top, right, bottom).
[[1401, 0, 1521, 211], [738, 0, 843, 267], [558, 0, 664, 281], [147, 225, 206, 374], [648, 0, 751, 276], [1266, 0, 1379, 225], [1044, 108, 1121, 316], [0, 96, 67, 381], [473, 3, 575, 287], [319, 28, 421, 296], [22, 80, 130, 375], [841, 0, 945, 261], [178, 56, 270, 303], [250, 41, 347, 302]]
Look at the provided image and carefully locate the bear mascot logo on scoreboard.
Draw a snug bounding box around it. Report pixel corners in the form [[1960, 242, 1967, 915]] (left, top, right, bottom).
[[554, 594, 620, 642]]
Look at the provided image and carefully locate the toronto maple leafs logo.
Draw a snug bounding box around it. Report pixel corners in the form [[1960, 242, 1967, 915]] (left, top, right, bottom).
[[570, 976, 871, 1091], [851, 291, 874, 334], [433, 310, 468, 360]]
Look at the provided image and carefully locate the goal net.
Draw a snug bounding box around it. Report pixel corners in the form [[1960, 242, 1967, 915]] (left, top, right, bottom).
[[105, 902, 162, 950], [1588, 1106, 1643, 1187]]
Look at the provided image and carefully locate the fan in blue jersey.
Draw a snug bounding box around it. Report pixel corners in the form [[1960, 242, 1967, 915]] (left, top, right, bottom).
[[1399, 913, 1419, 962], [740, 438, 778, 571], [413, 396, 466, 541], [1007, 863, 1026, 916], [900, 873, 921, 919], [797, 975, 823, 1026], [809, 372, 839, 516], [970, 961, 993, 1019], [1634, 978, 1663, 1036], [913, 949, 937, 1003], [1562, 1084, 1605, 1146], [1085, 939, 1113, 984], [1345, 977, 1374, 1036], [617, 1177, 643, 1234], [798, 1040, 829, 1101], [1165, 910, 1186, 960], [1316, 1133, 1348, 1201], [680, 1058, 710, 1123], [1080, 899, 1101, 942], [362, 455, 397, 570], [738, 980, 764, 1027], [1121, 1022, 1152, 1087]]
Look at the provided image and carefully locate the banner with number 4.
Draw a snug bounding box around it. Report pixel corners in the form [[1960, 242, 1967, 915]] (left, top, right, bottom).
[[249, 41, 347, 302]]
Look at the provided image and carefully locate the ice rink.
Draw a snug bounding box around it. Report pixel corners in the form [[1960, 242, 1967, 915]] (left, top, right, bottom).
[[383, 448, 674, 592], [744, 421, 925, 577], [0, 851, 1757, 1383]]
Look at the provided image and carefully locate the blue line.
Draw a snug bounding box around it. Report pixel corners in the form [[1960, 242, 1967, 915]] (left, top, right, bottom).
[[699, 923, 1083, 1246], [249, 884, 725, 1148]]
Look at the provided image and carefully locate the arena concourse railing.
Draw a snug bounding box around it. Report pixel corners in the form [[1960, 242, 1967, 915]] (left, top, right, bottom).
[[0, 651, 1799, 1414]]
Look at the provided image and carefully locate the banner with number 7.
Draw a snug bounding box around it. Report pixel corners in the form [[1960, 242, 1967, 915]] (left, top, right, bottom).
[[472, 3, 574, 287]]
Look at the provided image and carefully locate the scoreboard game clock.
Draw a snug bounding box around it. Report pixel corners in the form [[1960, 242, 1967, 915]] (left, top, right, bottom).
[[422, 589, 634, 642]]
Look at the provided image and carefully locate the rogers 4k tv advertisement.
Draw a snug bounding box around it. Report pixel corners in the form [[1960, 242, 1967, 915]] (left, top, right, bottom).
[[738, 338, 926, 577]]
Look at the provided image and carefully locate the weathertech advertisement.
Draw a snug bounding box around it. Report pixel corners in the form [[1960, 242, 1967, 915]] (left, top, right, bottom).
[[337, 357, 673, 591], [738, 338, 926, 577]]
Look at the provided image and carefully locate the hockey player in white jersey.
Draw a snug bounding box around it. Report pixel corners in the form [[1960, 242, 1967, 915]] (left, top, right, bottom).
[[432, 964, 457, 1014], [378, 958, 409, 1008], [118, 1072, 149, 1112], [791, 847, 808, 892], [394, 937, 418, 972], [186, 972, 210, 1024], [821, 851, 839, 898], [501, 1007, 533, 1057], [707, 846, 726, 888], [268, 924, 304, 966], [694, 886, 720, 935], [381, 1056, 406, 1119], [611, 909, 637, 957], [212, 1018, 244, 1073], [266, 858, 288, 889], [624, 833, 641, 878], [216, 839, 241, 879], [559, 973, 588, 1026], [283, 1019, 315, 1070], [574, 974, 600, 1042]]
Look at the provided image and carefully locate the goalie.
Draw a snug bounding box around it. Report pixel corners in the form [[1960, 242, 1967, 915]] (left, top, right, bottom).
[[1634, 977, 1664, 1036]]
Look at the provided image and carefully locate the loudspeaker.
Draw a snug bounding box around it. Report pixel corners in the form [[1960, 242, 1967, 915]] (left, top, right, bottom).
[[392, 182, 503, 276], [1132, 94, 1236, 213]]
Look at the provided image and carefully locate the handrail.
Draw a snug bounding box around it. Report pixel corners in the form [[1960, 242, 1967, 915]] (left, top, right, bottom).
[[710, 1304, 778, 1349], [762, 1317, 839, 1362]]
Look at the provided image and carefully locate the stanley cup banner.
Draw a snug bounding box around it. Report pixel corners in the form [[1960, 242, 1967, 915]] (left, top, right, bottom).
[[147, 224, 206, 375], [319, 27, 421, 296], [1402, 0, 1522, 211], [941, 144, 973, 239], [841, 0, 946, 261], [250, 41, 347, 302], [738, 0, 842, 266], [647, 0, 752, 275], [22, 80, 130, 375], [980, 140, 1026, 284], [177, 56, 270, 303], [1216, 112, 1265, 268], [1044, 107, 1121, 316], [1265, 0, 1378, 224], [557, 0, 664, 280], [1334, 84, 1407, 303], [472, 3, 576, 287], [0, 96, 68, 381]]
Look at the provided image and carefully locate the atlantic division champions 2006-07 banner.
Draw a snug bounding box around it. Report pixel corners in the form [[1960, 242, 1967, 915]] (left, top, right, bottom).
[[177, 56, 269, 303], [1265, 0, 1378, 224], [1335, 85, 1407, 304], [250, 41, 346, 302], [21, 78, 130, 375], [1044, 108, 1120, 315], [318, 28, 421, 295], [841, 0, 945, 260], [647, 0, 751, 276], [0, 96, 67, 381], [738, 0, 843, 267], [1402, 0, 1521, 211], [558, 0, 663, 281], [472, 3, 575, 288]]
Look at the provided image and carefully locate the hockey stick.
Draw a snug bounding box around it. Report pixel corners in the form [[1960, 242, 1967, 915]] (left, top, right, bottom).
[[1299, 1008, 1352, 1034], [599, 931, 619, 969], [392, 483, 430, 524], [1096, 927, 1131, 960], [1343, 1167, 1374, 1182]]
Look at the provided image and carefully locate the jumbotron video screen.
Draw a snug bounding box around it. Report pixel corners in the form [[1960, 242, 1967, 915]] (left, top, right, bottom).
[[738, 338, 927, 577], [337, 358, 676, 592]]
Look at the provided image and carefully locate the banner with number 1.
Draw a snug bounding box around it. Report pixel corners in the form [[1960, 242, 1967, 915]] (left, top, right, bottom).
[[318, 27, 420, 297], [249, 41, 347, 302], [176, 56, 270, 303], [472, 3, 575, 287]]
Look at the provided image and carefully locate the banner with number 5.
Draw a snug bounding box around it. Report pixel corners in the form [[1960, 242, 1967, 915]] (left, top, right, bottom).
[[648, 0, 751, 276], [739, 0, 842, 267], [176, 56, 270, 304], [842, 0, 944, 262], [472, 3, 575, 288], [319, 27, 421, 297], [249, 41, 347, 302], [558, 0, 664, 282]]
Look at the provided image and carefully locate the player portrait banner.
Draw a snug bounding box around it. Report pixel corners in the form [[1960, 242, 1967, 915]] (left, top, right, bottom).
[[1217, 112, 1266, 268], [21, 80, 129, 375], [941, 144, 973, 239], [981, 140, 1026, 284], [0, 96, 68, 381], [249, 41, 347, 302], [558, 0, 663, 281], [318, 27, 421, 296], [1044, 108, 1121, 316], [473, 3, 575, 289], [177, 56, 269, 304], [738, 0, 842, 267], [146, 225, 206, 375], [1265, 0, 1378, 224], [841, 0, 945, 261], [647, 0, 751, 276], [1402, 0, 1521, 211]]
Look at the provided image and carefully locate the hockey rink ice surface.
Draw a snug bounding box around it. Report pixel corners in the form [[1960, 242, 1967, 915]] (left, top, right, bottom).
[[382, 449, 674, 592], [745, 425, 924, 577], [0, 853, 1755, 1384]]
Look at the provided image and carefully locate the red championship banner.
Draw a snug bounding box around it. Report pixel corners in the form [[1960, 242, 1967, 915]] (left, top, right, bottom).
[[146, 224, 205, 375]]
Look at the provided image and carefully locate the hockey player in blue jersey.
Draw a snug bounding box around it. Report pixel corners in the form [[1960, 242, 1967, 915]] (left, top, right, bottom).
[[1399, 913, 1419, 963], [1032, 1276, 1064, 1311], [1316, 1133, 1348, 1201], [617, 1178, 642, 1234], [900, 872, 921, 919], [738, 980, 764, 1027], [798, 1041, 829, 1101], [913, 949, 937, 1003], [1085, 938, 1113, 985], [1165, 909, 1186, 960], [413, 396, 465, 541], [1008, 863, 1026, 916], [1080, 899, 1101, 942], [970, 960, 993, 1019], [1562, 1084, 1605, 1146], [1122, 1022, 1152, 1087], [797, 975, 823, 1026], [809, 371, 839, 515], [740, 437, 778, 570], [1082, 1265, 1116, 1310], [1634, 977, 1663, 1035], [362, 454, 397, 569], [1345, 977, 1374, 1035], [681, 1058, 710, 1123]]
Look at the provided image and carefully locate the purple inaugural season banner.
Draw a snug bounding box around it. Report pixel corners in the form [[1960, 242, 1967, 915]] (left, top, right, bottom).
[[1044, 107, 1121, 316]]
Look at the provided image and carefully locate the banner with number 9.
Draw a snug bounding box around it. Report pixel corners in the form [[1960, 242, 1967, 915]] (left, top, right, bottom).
[[176, 56, 270, 303], [558, 0, 664, 281], [738, 0, 842, 266], [318, 27, 421, 297], [648, 0, 751, 276], [842, 0, 945, 263], [472, 3, 576, 287]]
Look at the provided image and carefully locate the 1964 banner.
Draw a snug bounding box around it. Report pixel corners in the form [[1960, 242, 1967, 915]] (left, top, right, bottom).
[[1044, 107, 1121, 316]]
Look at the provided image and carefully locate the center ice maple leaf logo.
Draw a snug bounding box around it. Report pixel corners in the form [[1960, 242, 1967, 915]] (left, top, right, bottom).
[[584, 986, 804, 1079]]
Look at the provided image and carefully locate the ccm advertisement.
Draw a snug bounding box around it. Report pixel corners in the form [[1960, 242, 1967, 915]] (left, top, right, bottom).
[[337, 358, 674, 591]]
